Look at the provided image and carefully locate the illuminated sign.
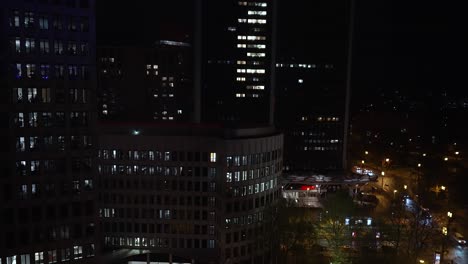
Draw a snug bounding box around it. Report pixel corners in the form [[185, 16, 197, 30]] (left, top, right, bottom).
[[300, 185, 316, 191]]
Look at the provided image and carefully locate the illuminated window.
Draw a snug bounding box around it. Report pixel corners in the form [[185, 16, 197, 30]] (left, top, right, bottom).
[[210, 152, 217, 162], [236, 77, 246, 81], [248, 19, 266, 24], [246, 85, 264, 90], [146, 64, 158, 76], [26, 64, 36, 78], [7, 256, 17, 264], [246, 69, 265, 74], [24, 12, 34, 28], [237, 60, 246, 64], [16, 137, 25, 152], [73, 246, 83, 259], [237, 35, 266, 41], [248, 10, 267, 16], [248, 44, 266, 49], [20, 254, 30, 264], [236, 93, 246, 97], [14, 37, 21, 53], [247, 52, 265, 57], [11, 10, 20, 27], [164, 209, 171, 219], [34, 252, 44, 264], [237, 44, 246, 48], [226, 172, 232, 182], [54, 41, 64, 55]]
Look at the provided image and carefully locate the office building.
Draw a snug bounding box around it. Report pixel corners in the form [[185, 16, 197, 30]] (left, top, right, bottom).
[[0, 0, 97, 262], [97, 40, 192, 122], [197, 0, 276, 126], [97, 124, 283, 264], [275, 0, 352, 172], [275, 61, 348, 172]]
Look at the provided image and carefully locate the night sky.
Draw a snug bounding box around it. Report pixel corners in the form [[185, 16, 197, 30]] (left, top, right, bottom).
[[97, 0, 466, 103]]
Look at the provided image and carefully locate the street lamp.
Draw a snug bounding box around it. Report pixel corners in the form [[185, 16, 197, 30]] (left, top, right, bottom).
[[441, 185, 446, 191], [419, 260, 425, 263], [444, 157, 448, 161], [455, 151, 460, 155], [447, 211, 452, 218], [393, 189, 397, 199], [385, 158, 390, 162], [361, 160, 365, 164], [365, 151, 369, 155], [422, 153, 427, 157], [380, 171, 385, 189], [417, 163, 421, 167], [404, 185, 407, 190]]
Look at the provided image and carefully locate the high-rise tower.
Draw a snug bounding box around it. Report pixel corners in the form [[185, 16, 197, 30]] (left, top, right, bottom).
[[0, 0, 97, 262], [197, 0, 276, 126]]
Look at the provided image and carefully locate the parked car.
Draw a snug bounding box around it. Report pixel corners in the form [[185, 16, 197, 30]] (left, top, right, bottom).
[[452, 232, 466, 246]]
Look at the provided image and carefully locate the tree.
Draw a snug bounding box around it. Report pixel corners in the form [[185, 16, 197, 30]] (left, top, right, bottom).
[[315, 190, 356, 264], [272, 198, 318, 263], [380, 199, 443, 264]]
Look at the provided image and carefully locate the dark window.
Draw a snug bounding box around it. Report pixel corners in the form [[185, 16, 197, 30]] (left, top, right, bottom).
[[79, 0, 89, 8]]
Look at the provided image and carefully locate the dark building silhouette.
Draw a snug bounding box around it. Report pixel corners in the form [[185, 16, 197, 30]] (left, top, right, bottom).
[[275, 0, 352, 172], [97, 41, 192, 122], [0, 0, 97, 263], [275, 61, 348, 172], [197, 0, 276, 126]]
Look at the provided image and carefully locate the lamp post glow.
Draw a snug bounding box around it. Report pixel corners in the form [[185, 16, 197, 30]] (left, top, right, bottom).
[[447, 211, 452, 218], [385, 158, 390, 162], [404, 185, 407, 190], [393, 189, 397, 199], [440, 185, 446, 191], [365, 151, 369, 155], [361, 160, 365, 164], [444, 157, 448, 161], [381, 171, 385, 189], [417, 163, 421, 167]]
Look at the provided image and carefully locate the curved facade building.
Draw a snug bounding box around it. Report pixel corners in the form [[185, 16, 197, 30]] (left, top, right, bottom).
[[97, 124, 283, 264]]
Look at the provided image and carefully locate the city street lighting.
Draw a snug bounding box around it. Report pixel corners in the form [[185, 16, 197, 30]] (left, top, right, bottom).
[[444, 157, 448, 161], [419, 260, 425, 263], [447, 212, 452, 218], [404, 185, 407, 190], [381, 171, 385, 189], [365, 151, 369, 155], [441, 185, 446, 191], [385, 158, 390, 162], [422, 153, 426, 157], [455, 151, 460, 155], [393, 189, 397, 198], [417, 163, 421, 167], [442, 226, 448, 236], [361, 160, 365, 164]]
